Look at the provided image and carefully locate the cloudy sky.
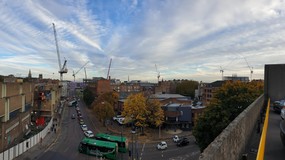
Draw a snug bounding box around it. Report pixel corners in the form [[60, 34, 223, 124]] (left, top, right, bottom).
[[0, 0, 285, 83]]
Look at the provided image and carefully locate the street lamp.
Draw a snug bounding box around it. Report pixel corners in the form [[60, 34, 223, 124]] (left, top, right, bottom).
[[131, 115, 135, 160]]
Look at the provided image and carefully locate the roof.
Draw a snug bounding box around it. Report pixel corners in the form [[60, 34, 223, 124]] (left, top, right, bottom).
[[81, 138, 117, 148], [96, 133, 127, 142], [207, 80, 225, 88], [153, 93, 187, 99]]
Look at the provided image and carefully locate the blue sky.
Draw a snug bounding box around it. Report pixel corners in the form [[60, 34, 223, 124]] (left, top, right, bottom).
[[1, 0, 285, 83]]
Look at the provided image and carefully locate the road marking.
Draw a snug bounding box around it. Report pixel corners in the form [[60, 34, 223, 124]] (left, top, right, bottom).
[[140, 143, 145, 159]]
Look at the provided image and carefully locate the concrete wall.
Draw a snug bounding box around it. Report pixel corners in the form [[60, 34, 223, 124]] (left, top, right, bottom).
[[199, 94, 264, 160], [264, 64, 285, 101]]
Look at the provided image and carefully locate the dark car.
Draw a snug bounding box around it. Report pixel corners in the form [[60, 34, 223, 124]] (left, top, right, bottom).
[[71, 114, 75, 119], [177, 138, 189, 147], [273, 100, 285, 113], [280, 120, 285, 146]]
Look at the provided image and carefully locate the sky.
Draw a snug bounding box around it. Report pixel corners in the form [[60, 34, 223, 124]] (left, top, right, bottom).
[[1, 0, 285, 83]]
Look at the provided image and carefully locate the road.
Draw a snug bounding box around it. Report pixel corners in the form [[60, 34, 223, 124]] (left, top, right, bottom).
[[37, 98, 200, 160]]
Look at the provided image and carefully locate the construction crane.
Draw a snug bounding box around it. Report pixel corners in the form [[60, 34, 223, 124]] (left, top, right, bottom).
[[84, 67, 87, 81], [155, 64, 160, 83], [72, 61, 89, 82], [52, 23, 67, 81], [106, 58, 112, 80], [220, 66, 224, 80], [244, 57, 253, 81]]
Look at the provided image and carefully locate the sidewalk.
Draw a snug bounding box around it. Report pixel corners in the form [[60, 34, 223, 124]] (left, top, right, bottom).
[[14, 124, 60, 160]]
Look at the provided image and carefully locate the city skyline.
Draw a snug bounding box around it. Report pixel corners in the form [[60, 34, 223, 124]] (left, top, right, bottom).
[[1, 0, 285, 83]]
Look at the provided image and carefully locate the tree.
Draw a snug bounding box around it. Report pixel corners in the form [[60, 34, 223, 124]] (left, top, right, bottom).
[[193, 80, 264, 151], [146, 97, 164, 127], [122, 93, 149, 134], [93, 101, 115, 126], [83, 88, 95, 107], [176, 80, 199, 98], [92, 92, 117, 126]]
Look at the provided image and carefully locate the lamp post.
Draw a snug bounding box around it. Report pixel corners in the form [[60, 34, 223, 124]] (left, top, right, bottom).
[[131, 115, 135, 160]]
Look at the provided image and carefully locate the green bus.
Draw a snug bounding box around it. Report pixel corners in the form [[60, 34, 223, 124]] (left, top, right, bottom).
[[78, 137, 118, 160], [95, 133, 128, 153]]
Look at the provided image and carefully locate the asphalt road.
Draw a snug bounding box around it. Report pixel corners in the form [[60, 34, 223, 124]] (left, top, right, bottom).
[[37, 99, 200, 160]]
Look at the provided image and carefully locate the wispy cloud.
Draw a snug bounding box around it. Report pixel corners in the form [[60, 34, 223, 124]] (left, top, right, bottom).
[[0, 0, 285, 82]]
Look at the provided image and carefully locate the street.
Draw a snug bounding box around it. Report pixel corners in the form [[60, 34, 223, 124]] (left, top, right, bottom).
[[36, 98, 200, 160]]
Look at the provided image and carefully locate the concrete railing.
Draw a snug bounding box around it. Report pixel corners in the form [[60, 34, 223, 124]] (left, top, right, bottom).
[[199, 94, 264, 160], [0, 118, 53, 160]]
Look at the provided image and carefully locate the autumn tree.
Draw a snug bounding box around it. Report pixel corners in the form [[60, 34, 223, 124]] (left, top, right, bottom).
[[93, 101, 115, 126], [193, 80, 264, 151], [122, 93, 149, 134], [176, 80, 199, 98], [92, 92, 117, 126], [146, 97, 164, 127]]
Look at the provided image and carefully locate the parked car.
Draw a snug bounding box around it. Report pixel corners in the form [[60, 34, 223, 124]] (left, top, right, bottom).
[[280, 120, 285, 146], [84, 130, 94, 138], [173, 135, 180, 143], [157, 141, 167, 150], [113, 115, 123, 121], [281, 108, 285, 120], [78, 118, 84, 125], [273, 100, 285, 113], [81, 124, 88, 131], [177, 138, 190, 147]]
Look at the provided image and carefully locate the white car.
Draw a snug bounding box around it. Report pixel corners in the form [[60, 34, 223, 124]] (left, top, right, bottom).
[[81, 124, 88, 131], [113, 115, 123, 121], [173, 135, 180, 142], [84, 130, 94, 138], [157, 141, 167, 150], [281, 108, 285, 120]]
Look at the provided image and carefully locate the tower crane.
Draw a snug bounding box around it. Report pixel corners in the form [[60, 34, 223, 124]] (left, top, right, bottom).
[[106, 58, 112, 80], [220, 66, 224, 80], [72, 61, 89, 82], [52, 23, 67, 81], [244, 57, 253, 81], [84, 67, 87, 81], [155, 64, 160, 83]]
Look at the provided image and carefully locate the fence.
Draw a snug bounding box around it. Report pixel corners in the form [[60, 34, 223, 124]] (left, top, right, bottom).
[[0, 118, 53, 160]]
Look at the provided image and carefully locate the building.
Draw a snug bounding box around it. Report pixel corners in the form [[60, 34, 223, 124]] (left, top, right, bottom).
[[202, 80, 226, 106], [0, 82, 34, 151], [162, 103, 192, 131]]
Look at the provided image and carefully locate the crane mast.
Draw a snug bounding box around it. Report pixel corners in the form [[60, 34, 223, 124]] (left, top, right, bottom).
[[155, 64, 160, 83], [107, 58, 112, 80], [52, 23, 67, 81]]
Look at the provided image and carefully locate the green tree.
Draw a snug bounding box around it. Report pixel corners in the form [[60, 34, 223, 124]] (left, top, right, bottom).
[[83, 88, 95, 107], [176, 80, 199, 98], [193, 80, 264, 151]]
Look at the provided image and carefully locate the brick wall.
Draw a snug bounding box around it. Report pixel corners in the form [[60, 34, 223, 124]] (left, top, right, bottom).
[[199, 94, 264, 160]]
